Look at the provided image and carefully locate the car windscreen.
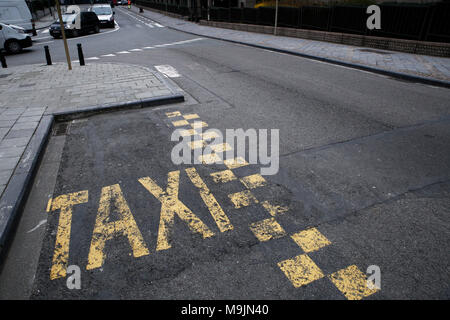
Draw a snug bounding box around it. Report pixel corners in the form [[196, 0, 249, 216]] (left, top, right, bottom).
[[92, 7, 112, 15], [56, 14, 77, 23]]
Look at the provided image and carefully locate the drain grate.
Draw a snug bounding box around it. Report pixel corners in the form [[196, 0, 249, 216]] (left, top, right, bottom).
[[358, 48, 390, 55], [53, 122, 70, 136]]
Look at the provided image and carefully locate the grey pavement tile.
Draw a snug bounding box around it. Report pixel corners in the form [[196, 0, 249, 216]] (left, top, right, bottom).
[[0, 184, 5, 197], [0, 137, 30, 148], [5, 129, 35, 140], [11, 122, 39, 131], [0, 114, 19, 121], [0, 170, 12, 182], [16, 116, 42, 123], [0, 157, 20, 171], [0, 120, 15, 128], [0, 128, 8, 140], [0, 146, 26, 158]]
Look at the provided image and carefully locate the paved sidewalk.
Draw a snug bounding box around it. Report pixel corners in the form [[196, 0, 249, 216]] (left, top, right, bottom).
[[0, 62, 183, 249], [128, 6, 450, 83]]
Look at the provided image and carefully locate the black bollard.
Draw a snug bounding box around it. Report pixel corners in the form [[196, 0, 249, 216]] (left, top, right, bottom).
[[0, 51, 7, 68], [44, 45, 52, 65], [77, 43, 85, 66], [139, 7, 143, 13]]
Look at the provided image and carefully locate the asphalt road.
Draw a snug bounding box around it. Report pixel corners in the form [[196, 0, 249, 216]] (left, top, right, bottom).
[[0, 7, 449, 300]]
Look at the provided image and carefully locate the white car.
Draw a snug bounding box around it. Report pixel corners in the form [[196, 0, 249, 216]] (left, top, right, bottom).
[[0, 22, 32, 53], [90, 4, 115, 28]]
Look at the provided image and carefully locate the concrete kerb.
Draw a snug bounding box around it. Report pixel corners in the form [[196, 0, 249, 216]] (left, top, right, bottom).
[[0, 93, 184, 262], [134, 8, 450, 89]]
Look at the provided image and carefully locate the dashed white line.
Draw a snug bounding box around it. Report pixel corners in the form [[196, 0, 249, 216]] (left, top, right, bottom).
[[155, 65, 181, 78]]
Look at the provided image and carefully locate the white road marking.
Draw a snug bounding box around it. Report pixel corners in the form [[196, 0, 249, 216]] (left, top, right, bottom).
[[33, 36, 52, 41], [130, 48, 143, 51], [41, 29, 49, 34], [101, 54, 116, 57], [27, 219, 47, 233], [86, 57, 100, 60], [116, 51, 130, 54], [155, 65, 181, 78], [143, 46, 154, 49], [34, 40, 54, 45]]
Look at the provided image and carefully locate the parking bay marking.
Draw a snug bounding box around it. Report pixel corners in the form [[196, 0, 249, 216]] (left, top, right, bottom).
[[47, 168, 233, 279]]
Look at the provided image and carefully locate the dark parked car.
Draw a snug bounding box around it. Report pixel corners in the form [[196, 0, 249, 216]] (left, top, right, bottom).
[[50, 11, 100, 38]]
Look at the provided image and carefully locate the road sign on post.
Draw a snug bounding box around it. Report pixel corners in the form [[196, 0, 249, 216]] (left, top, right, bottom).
[[55, 0, 72, 71]]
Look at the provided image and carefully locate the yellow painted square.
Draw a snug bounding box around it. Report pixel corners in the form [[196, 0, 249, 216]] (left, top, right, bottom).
[[191, 121, 208, 129], [210, 143, 232, 153], [200, 131, 220, 140], [224, 157, 248, 169], [166, 111, 181, 118], [261, 201, 289, 216], [198, 153, 222, 164], [240, 174, 266, 189], [228, 190, 258, 208], [249, 218, 286, 242], [172, 119, 189, 127], [210, 170, 237, 183], [189, 140, 206, 150], [179, 129, 197, 137], [291, 228, 331, 253], [183, 113, 200, 120], [328, 265, 379, 300], [278, 254, 324, 288]]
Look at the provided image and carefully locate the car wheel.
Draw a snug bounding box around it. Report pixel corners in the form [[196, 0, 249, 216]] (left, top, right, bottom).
[[5, 40, 22, 54]]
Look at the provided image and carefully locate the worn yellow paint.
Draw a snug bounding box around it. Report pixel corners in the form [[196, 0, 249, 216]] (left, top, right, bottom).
[[185, 167, 233, 232], [210, 143, 232, 153], [138, 171, 214, 251], [172, 119, 189, 127], [278, 254, 324, 288], [191, 121, 208, 129], [210, 170, 237, 183], [46, 198, 53, 212], [48, 190, 89, 280], [261, 201, 289, 216], [198, 153, 222, 164], [228, 190, 258, 208], [249, 218, 286, 242], [328, 265, 379, 300], [291, 228, 331, 253], [240, 174, 267, 189], [183, 113, 200, 120], [200, 131, 220, 140], [189, 140, 206, 150], [86, 184, 150, 270], [166, 111, 181, 118], [180, 129, 197, 137], [224, 157, 248, 169]]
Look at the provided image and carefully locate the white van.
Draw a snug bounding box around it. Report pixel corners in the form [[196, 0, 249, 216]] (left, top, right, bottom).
[[0, 22, 32, 53], [0, 0, 33, 33]]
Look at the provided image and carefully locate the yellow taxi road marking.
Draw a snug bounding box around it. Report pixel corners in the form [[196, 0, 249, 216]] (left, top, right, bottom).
[[249, 218, 286, 242], [261, 201, 289, 216], [138, 171, 214, 251], [210, 170, 237, 183], [191, 121, 208, 129], [328, 265, 379, 300], [228, 190, 258, 209], [210, 143, 232, 153], [47, 191, 89, 280], [172, 119, 189, 127], [180, 129, 197, 136], [224, 157, 249, 169], [200, 131, 220, 140], [166, 111, 181, 118], [240, 174, 266, 189], [185, 167, 233, 232], [198, 153, 222, 165], [278, 254, 325, 288], [291, 228, 331, 253], [86, 184, 150, 270], [183, 113, 200, 120], [189, 140, 206, 150]]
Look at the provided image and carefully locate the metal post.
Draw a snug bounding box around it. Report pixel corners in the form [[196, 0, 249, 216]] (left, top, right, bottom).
[[44, 45, 52, 65], [77, 43, 85, 66], [55, 0, 72, 70], [0, 52, 7, 68], [274, 0, 278, 36]]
